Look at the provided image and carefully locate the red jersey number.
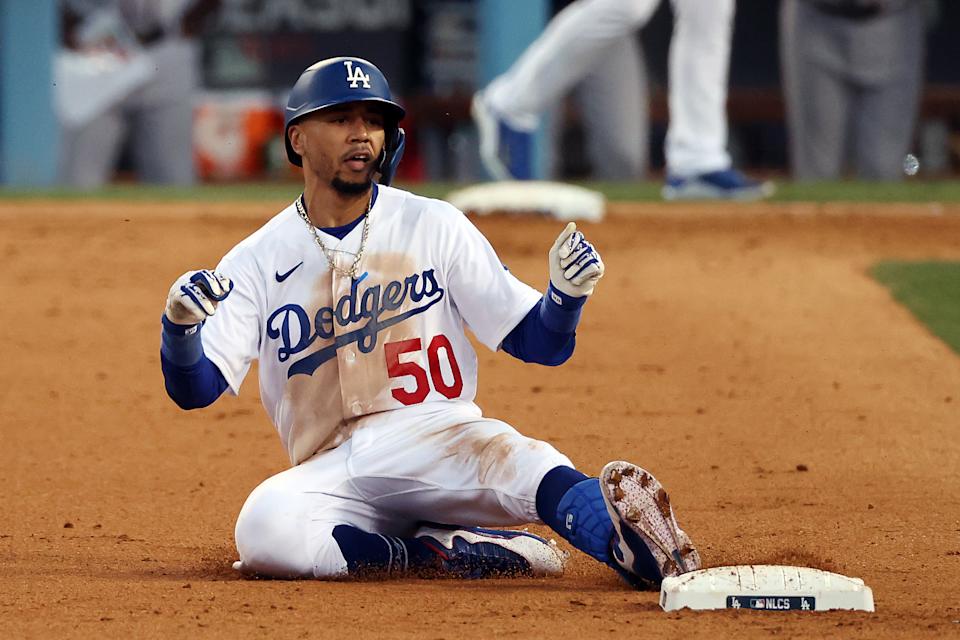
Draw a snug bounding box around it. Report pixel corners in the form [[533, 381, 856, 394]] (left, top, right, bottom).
[[385, 335, 463, 406]]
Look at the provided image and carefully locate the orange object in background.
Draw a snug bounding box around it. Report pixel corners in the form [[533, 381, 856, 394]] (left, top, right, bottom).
[[194, 91, 429, 182], [194, 92, 287, 181]]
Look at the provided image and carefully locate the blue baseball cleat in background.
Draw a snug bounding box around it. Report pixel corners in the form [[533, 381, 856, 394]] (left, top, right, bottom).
[[416, 525, 566, 579], [471, 91, 535, 181], [600, 461, 701, 590], [662, 169, 775, 201]]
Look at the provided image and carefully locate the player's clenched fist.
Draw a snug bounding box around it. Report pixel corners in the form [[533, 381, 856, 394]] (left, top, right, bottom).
[[164, 270, 234, 326], [549, 222, 604, 297]]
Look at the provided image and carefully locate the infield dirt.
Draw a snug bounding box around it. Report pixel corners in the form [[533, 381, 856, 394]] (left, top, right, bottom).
[[1, 199, 958, 639]]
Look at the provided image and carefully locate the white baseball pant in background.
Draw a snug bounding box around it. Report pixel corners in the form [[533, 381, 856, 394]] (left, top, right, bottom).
[[484, 0, 735, 177]]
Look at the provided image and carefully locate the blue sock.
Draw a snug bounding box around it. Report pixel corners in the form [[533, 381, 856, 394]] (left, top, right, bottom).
[[536, 465, 614, 564], [332, 525, 439, 576]]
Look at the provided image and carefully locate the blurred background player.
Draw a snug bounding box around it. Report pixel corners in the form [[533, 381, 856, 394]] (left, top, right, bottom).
[[59, 0, 220, 188], [780, 0, 927, 180], [472, 0, 775, 200]]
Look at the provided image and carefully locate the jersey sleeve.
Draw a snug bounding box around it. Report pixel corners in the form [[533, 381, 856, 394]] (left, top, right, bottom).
[[442, 207, 542, 351], [200, 250, 263, 395]]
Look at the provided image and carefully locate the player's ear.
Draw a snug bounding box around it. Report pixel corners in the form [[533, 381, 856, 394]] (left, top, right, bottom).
[[289, 125, 305, 156]]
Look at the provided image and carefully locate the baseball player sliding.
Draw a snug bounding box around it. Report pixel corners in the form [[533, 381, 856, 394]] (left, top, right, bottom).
[[160, 57, 701, 584]]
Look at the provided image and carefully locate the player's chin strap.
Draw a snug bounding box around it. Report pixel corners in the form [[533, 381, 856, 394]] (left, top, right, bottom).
[[377, 128, 406, 186]]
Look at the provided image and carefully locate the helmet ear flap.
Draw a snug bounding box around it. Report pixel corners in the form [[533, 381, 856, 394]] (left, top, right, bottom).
[[377, 127, 406, 186]]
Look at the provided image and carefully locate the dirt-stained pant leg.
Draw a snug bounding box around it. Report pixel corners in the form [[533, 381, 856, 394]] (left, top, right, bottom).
[[233, 439, 400, 579], [233, 413, 573, 579], [347, 416, 574, 526]]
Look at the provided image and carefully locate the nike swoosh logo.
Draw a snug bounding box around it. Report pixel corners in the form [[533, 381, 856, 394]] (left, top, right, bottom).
[[276, 262, 304, 282]]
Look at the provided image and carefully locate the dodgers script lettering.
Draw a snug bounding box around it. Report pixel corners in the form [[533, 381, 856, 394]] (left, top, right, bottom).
[[266, 269, 444, 377]]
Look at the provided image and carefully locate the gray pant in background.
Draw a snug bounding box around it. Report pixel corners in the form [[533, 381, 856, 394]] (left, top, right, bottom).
[[573, 35, 649, 180], [60, 37, 198, 188], [780, 0, 925, 180]]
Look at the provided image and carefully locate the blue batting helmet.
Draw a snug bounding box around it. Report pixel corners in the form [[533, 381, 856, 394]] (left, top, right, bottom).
[[284, 57, 406, 185]]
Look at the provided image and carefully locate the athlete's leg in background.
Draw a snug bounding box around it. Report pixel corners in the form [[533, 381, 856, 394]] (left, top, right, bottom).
[[485, 0, 660, 130], [130, 99, 196, 185], [575, 34, 649, 179], [129, 39, 198, 186], [851, 3, 925, 180], [780, 0, 853, 180], [664, 0, 734, 176], [59, 107, 126, 188]]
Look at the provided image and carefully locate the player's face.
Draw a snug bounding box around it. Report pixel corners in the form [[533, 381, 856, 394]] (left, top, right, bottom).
[[291, 103, 387, 194]]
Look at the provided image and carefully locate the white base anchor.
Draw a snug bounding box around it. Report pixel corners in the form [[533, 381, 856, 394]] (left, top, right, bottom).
[[660, 565, 875, 612]]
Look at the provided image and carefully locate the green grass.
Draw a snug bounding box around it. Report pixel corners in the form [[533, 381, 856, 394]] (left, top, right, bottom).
[[771, 180, 960, 202], [577, 180, 960, 202], [871, 261, 960, 355], [2, 179, 960, 203]]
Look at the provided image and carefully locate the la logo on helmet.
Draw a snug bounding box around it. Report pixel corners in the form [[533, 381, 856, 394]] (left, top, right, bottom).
[[344, 61, 371, 89]]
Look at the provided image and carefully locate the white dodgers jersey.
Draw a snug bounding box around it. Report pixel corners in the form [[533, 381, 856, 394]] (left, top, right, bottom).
[[201, 185, 542, 465]]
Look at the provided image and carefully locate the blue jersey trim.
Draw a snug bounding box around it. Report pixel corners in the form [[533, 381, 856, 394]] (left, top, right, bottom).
[[304, 183, 379, 240]]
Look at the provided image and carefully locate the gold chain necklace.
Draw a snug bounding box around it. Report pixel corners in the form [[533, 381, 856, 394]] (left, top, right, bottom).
[[295, 193, 371, 280]]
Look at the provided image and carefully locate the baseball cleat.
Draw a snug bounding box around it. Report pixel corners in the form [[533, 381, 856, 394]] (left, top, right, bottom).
[[600, 461, 701, 589], [415, 525, 566, 579], [662, 169, 775, 201], [471, 91, 534, 181]]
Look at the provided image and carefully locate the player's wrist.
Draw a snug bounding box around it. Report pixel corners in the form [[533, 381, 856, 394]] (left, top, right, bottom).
[[161, 314, 202, 336], [547, 282, 588, 308], [160, 314, 206, 367], [540, 283, 585, 334]]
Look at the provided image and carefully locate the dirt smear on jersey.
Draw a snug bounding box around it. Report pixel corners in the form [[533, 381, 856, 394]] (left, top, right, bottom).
[[1, 198, 960, 639]]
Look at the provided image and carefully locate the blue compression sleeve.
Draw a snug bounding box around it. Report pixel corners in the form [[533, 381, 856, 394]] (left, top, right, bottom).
[[501, 283, 587, 365], [536, 465, 613, 564], [160, 316, 228, 410]]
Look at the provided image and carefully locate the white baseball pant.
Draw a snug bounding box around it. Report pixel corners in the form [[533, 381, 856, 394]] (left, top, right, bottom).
[[233, 410, 572, 578], [484, 0, 735, 177]]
